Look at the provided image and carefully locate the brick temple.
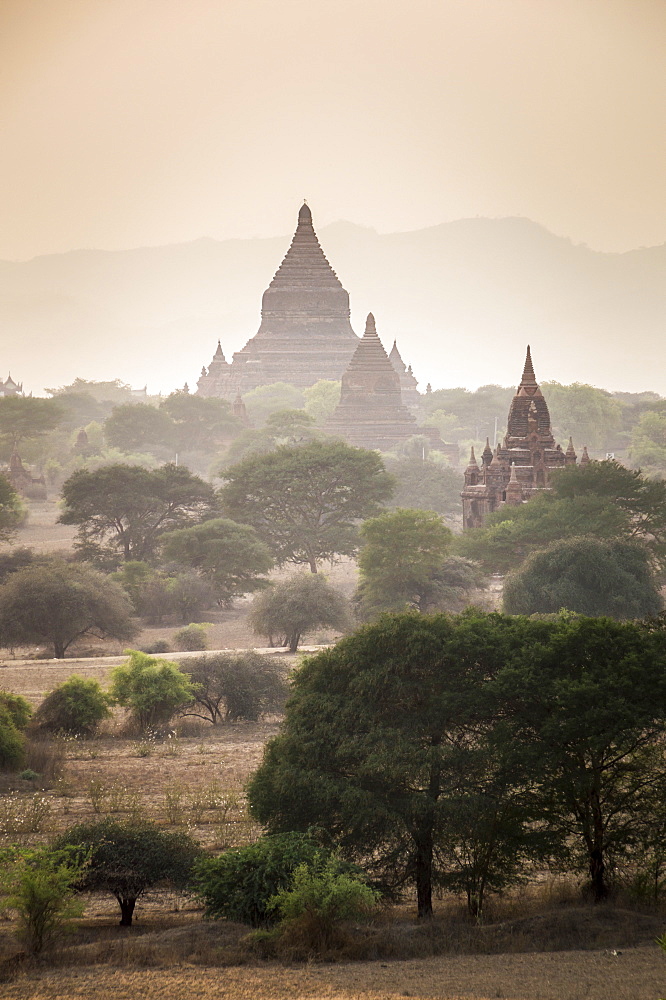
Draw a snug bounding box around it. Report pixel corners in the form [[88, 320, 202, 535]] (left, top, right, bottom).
[[461, 346, 589, 529], [197, 203, 359, 398]]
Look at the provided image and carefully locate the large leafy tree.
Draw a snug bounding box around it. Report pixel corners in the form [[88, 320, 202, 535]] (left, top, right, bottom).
[[499, 614, 666, 902], [220, 440, 394, 572], [248, 611, 536, 917], [384, 457, 463, 518], [249, 572, 351, 651], [103, 403, 175, 457], [0, 396, 64, 455], [540, 381, 621, 453], [355, 508, 453, 615], [0, 560, 136, 658], [160, 392, 241, 455], [503, 536, 663, 618], [161, 517, 273, 604], [60, 463, 218, 563]]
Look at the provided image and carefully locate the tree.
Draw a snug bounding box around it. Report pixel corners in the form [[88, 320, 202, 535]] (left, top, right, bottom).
[[355, 508, 453, 616], [110, 650, 195, 730], [0, 846, 86, 954], [0, 474, 24, 543], [220, 440, 394, 572], [303, 380, 341, 424], [223, 409, 319, 465], [0, 561, 136, 658], [503, 536, 663, 618], [160, 517, 273, 604], [160, 392, 241, 456], [384, 457, 462, 518], [540, 381, 621, 453], [248, 611, 532, 917], [184, 652, 288, 723], [0, 396, 64, 454], [55, 819, 201, 926], [249, 573, 351, 652], [499, 614, 666, 902], [630, 409, 666, 473], [60, 463, 218, 563], [103, 403, 175, 457], [242, 382, 305, 424], [32, 676, 111, 736]]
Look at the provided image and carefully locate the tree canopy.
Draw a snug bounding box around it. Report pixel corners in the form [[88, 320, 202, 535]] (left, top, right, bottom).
[[103, 404, 174, 457], [384, 457, 463, 518], [356, 508, 454, 615], [248, 611, 666, 914], [249, 572, 351, 651], [0, 396, 64, 455], [0, 560, 136, 658], [60, 463, 218, 564], [161, 517, 273, 604], [503, 536, 663, 618], [0, 475, 24, 543], [220, 440, 394, 572]]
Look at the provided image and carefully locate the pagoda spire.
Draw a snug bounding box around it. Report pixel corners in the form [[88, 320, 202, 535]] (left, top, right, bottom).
[[520, 345, 538, 387], [481, 438, 493, 466]]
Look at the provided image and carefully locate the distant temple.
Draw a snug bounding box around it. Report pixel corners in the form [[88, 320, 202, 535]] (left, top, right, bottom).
[[0, 374, 23, 397], [325, 313, 445, 453], [197, 203, 359, 397], [461, 347, 589, 529]]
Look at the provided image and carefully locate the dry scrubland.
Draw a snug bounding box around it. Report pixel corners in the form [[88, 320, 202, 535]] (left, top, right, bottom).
[[0, 502, 664, 999]]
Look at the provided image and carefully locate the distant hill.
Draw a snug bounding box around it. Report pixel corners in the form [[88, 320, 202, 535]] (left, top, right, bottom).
[[0, 217, 664, 396]]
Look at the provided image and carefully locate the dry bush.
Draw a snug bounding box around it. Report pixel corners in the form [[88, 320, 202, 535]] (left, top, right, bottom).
[[24, 737, 65, 785]]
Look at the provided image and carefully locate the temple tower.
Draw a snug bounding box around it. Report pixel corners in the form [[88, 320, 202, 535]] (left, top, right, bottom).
[[325, 313, 420, 450], [462, 347, 581, 529], [198, 204, 358, 397], [389, 340, 420, 409]]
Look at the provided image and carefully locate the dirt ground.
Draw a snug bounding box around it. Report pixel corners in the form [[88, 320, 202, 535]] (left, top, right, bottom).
[[2, 946, 665, 1000]]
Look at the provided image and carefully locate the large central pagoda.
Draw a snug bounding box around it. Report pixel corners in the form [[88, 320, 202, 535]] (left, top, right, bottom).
[[197, 203, 359, 397]]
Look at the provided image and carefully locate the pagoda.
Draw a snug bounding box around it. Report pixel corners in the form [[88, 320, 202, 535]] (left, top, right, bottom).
[[461, 347, 583, 529], [388, 340, 420, 409], [197, 203, 359, 398], [325, 313, 426, 451]]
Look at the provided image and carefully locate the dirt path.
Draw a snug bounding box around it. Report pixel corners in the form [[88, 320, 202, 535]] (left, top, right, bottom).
[[4, 946, 665, 1000]]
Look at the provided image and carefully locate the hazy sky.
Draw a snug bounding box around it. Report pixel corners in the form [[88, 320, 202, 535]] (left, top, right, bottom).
[[2, 0, 666, 260]]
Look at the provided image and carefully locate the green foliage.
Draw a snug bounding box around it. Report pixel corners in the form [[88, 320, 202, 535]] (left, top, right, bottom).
[[223, 409, 319, 465], [303, 380, 341, 424], [104, 403, 175, 457], [630, 408, 666, 473], [248, 611, 666, 915], [60, 462, 218, 564], [503, 536, 663, 618], [161, 517, 273, 604], [220, 439, 394, 571], [172, 622, 211, 651], [0, 846, 86, 954], [110, 650, 195, 731], [32, 675, 111, 736], [356, 508, 453, 616], [420, 384, 515, 445], [384, 456, 463, 517], [267, 858, 379, 946], [0, 396, 65, 454], [249, 573, 351, 651], [194, 832, 327, 927], [0, 474, 26, 542], [241, 383, 305, 425], [0, 706, 26, 770], [160, 392, 241, 456], [184, 652, 287, 723], [0, 559, 136, 658], [540, 381, 622, 453], [54, 818, 201, 926], [0, 546, 37, 582], [456, 460, 666, 574], [0, 690, 32, 731]]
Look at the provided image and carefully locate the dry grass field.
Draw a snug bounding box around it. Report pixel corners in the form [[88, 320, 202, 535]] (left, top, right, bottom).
[[0, 501, 664, 998]]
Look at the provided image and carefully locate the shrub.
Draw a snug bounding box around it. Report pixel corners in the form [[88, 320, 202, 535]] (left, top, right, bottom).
[[0, 846, 86, 954], [184, 652, 288, 724], [266, 859, 379, 951], [0, 707, 25, 770], [141, 639, 171, 654], [110, 650, 195, 731], [0, 691, 32, 730], [168, 573, 217, 624], [194, 832, 327, 927], [173, 622, 211, 651], [54, 818, 201, 926], [32, 675, 111, 736]]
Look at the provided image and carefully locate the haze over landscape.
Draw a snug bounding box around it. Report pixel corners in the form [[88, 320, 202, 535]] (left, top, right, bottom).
[[1, 0, 665, 395]]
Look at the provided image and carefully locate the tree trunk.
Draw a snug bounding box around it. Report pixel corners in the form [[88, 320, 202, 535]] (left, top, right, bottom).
[[53, 639, 65, 659], [308, 558, 318, 574], [589, 847, 608, 903], [414, 835, 434, 918], [118, 896, 137, 926], [288, 631, 301, 653]]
